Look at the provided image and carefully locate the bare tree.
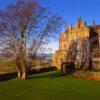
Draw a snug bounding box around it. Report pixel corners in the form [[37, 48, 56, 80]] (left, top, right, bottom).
[[66, 38, 89, 70], [0, 0, 65, 79], [66, 40, 78, 62], [80, 39, 89, 70]]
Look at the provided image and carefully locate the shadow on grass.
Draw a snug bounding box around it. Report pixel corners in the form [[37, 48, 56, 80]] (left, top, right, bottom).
[[0, 72, 17, 82], [0, 66, 58, 82], [28, 71, 62, 80]]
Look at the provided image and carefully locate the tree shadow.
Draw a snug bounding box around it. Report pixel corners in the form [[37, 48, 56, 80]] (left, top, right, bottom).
[[0, 66, 58, 82], [27, 66, 68, 80], [28, 71, 62, 80], [0, 72, 17, 82]]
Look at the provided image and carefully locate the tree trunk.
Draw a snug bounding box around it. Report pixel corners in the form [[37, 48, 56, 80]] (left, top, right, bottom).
[[22, 69, 26, 79], [22, 67, 26, 79], [16, 59, 22, 78], [17, 69, 22, 78]]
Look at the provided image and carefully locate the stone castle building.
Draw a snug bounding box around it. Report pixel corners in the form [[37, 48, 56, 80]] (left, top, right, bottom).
[[52, 16, 100, 70]]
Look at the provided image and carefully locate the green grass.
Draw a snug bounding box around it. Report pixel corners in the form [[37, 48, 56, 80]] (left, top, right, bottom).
[[0, 70, 100, 100]]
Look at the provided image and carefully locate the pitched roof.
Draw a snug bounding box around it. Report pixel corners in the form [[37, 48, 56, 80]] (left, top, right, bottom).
[[88, 25, 100, 34]]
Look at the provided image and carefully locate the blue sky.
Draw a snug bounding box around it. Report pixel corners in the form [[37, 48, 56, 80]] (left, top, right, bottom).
[[39, 0, 100, 26], [0, 0, 100, 53], [0, 0, 100, 26]]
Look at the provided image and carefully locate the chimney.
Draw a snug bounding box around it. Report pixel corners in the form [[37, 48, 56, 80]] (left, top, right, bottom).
[[78, 16, 81, 24], [92, 21, 95, 27]]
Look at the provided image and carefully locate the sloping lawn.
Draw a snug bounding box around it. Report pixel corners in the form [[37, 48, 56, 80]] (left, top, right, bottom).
[[0, 70, 100, 100]]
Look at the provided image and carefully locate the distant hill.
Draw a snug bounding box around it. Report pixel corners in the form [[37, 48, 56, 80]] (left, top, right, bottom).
[[36, 53, 53, 60]]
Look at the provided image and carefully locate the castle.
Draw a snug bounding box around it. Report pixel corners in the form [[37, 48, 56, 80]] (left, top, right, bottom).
[[52, 16, 100, 70]]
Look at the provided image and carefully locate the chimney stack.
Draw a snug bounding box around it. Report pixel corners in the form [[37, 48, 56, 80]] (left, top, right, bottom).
[[78, 16, 81, 24]]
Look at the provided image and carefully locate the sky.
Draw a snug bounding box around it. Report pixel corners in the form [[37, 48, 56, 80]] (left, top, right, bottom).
[[39, 0, 100, 26], [1, 0, 100, 26], [0, 0, 100, 53]]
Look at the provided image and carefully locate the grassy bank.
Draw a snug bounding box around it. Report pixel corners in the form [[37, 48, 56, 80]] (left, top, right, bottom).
[[0, 57, 16, 74], [0, 57, 51, 74]]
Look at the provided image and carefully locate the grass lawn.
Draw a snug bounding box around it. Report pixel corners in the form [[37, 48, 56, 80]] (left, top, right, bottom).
[[0, 70, 100, 100]]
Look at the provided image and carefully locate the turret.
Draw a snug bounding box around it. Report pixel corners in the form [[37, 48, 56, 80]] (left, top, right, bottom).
[[92, 21, 95, 27], [78, 16, 82, 28]]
